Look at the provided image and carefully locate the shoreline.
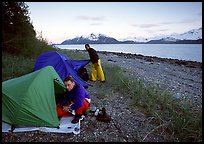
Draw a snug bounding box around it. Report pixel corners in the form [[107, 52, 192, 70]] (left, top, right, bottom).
[[74, 49, 202, 69], [73, 49, 202, 106]]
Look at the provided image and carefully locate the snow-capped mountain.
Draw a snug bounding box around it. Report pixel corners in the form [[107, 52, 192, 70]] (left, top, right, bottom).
[[60, 28, 202, 44], [119, 36, 150, 43], [159, 37, 179, 42], [61, 33, 118, 45], [121, 28, 202, 42], [170, 28, 202, 40], [77, 33, 104, 41], [146, 28, 202, 44]]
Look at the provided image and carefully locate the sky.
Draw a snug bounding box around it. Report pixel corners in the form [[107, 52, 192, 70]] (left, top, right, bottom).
[[26, 2, 202, 44]]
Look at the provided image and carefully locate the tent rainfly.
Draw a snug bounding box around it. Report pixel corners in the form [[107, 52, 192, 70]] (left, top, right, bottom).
[[33, 51, 91, 88], [2, 66, 66, 128]]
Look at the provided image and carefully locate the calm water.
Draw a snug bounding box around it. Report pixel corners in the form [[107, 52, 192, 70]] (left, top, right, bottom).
[[55, 44, 202, 62]]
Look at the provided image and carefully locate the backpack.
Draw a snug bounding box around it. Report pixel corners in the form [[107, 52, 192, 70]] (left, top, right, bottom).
[[77, 67, 89, 81]]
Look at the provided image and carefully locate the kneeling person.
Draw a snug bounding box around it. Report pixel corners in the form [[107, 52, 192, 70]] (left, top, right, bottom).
[[61, 75, 91, 124]]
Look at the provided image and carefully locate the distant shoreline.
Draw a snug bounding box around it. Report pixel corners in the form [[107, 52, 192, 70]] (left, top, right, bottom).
[[71, 49, 202, 69], [55, 44, 202, 64]]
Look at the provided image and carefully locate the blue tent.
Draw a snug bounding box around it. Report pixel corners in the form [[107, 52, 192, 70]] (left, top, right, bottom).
[[33, 51, 91, 88]]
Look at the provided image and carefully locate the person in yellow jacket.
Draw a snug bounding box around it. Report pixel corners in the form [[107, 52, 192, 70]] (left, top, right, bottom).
[[85, 44, 105, 82]]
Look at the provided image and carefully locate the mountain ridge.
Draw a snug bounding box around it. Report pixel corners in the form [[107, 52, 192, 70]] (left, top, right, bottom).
[[59, 28, 202, 45]]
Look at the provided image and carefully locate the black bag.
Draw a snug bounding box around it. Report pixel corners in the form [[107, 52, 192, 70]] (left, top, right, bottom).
[[77, 67, 89, 81]]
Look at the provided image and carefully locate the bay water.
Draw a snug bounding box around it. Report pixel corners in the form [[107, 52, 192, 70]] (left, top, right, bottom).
[[55, 44, 202, 62]]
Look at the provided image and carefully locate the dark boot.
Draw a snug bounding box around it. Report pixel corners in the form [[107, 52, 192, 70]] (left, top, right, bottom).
[[71, 114, 82, 124], [96, 108, 112, 122], [101, 107, 106, 115]]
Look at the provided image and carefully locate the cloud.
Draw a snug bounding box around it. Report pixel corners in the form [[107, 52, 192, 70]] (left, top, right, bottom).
[[156, 29, 168, 32], [160, 22, 175, 25], [131, 24, 159, 28], [160, 19, 196, 25], [90, 23, 101, 26], [142, 28, 169, 36], [178, 19, 195, 24], [133, 18, 198, 29], [75, 16, 105, 22]]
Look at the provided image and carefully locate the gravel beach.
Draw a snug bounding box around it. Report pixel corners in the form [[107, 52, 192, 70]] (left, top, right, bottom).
[[97, 51, 202, 107], [2, 50, 202, 142]]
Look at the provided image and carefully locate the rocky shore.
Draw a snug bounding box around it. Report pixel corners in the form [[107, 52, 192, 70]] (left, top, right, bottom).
[[100, 51, 202, 69], [95, 50, 202, 107], [2, 50, 202, 142]]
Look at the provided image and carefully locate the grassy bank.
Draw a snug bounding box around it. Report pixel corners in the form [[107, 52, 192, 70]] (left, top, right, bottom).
[[102, 63, 202, 142], [2, 50, 202, 142]]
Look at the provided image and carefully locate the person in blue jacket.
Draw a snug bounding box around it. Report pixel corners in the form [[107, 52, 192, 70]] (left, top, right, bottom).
[[60, 75, 91, 124]]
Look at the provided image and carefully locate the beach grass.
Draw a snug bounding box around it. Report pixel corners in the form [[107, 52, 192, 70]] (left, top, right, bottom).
[[103, 63, 202, 142], [56, 49, 88, 60], [2, 50, 202, 142]]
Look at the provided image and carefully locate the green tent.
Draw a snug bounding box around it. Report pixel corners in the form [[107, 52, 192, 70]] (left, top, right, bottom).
[[2, 66, 66, 128]]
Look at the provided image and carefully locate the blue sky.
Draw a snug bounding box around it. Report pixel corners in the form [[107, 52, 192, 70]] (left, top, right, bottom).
[[26, 2, 202, 44]]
